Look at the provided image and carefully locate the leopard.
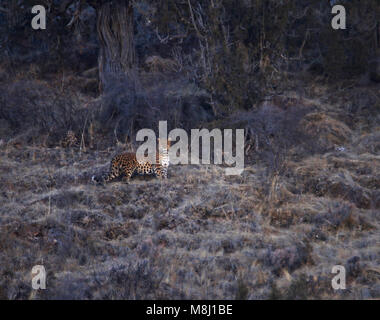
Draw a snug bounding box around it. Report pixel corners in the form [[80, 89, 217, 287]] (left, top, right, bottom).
[[92, 139, 171, 184]]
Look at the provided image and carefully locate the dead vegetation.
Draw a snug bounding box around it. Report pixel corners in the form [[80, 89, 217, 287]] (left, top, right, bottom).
[[0, 82, 379, 300]]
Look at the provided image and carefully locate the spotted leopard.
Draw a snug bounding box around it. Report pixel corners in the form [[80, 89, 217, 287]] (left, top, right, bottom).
[[92, 139, 171, 184]]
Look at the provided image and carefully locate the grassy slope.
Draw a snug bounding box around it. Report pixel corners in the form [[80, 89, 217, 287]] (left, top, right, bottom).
[[0, 79, 379, 299]]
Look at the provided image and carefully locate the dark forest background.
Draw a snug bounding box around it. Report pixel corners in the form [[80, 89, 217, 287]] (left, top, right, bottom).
[[0, 0, 379, 149]]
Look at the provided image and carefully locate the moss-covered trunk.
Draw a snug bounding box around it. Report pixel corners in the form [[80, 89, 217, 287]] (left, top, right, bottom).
[[370, 21, 380, 82], [96, 0, 136, 91]]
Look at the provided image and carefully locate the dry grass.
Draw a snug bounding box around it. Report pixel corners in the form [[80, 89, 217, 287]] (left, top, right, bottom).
[[299, 112, 353, 150], [0, 73, 379, 300], [0, 132, 378, 299]]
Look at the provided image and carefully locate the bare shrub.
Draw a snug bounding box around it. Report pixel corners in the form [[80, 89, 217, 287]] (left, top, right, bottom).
[[144, 55, 179, 73], [0, 80, 87, 146], [262, 241, 313, 276], [226, 100, 315, 175], [92, 75, 213, 147], [353, 131, 380, 155], [300, 113, 352, 151]]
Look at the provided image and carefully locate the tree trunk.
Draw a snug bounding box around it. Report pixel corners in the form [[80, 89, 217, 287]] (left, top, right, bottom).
[[370, 21, 380, 82], [96, 0, 136, 91]]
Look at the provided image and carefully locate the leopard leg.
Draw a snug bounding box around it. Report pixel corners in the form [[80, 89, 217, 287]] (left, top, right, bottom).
[[93, 170, 117, 185], [122, 168, 134, 183], [102, 163, 121, 183], [162, 167, 168, 179], [144, 165, 154, 175], [155, 166, 168, 179]]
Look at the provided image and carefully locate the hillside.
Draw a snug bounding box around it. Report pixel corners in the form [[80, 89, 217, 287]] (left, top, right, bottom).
[[0, 83, 379, 299]]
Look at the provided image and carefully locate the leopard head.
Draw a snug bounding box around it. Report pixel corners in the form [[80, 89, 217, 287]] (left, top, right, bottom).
[[157, 138, 171, 150]]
